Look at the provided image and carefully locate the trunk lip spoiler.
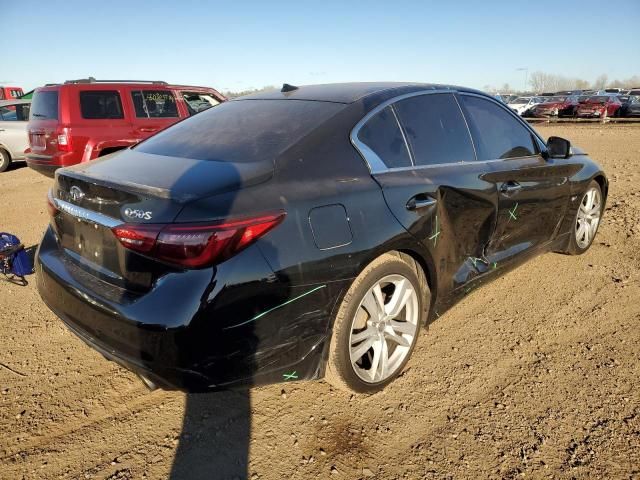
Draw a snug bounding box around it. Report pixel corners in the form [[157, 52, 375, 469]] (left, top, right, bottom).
[[50, 190, 121, 229]]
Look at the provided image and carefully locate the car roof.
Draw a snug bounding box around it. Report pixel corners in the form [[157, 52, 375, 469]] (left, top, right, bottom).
[[237, 82, 484, 104], [0, 99, 31, 106]]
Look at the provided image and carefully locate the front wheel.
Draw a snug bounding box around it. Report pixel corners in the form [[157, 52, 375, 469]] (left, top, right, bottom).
[[566, 180, 604, 255], [325, 252, 429, 394]]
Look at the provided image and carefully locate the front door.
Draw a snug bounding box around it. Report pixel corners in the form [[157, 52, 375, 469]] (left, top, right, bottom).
[[457, 93, 570, 265]]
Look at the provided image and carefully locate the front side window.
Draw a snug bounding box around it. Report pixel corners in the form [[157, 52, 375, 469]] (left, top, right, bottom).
[[132, 90, 178, 118], [182, 91, 220, 115], [80, 91, 124, 119], [394, 93, 475, 166], [460, 95, 536, 161]]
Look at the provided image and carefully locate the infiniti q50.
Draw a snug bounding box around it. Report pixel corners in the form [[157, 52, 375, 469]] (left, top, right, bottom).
[[36, 82, 607, 393]]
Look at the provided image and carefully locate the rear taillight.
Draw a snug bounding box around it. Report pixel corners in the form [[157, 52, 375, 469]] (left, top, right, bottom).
[[56, 127, 72, 152], [111, 213, 285, 268]]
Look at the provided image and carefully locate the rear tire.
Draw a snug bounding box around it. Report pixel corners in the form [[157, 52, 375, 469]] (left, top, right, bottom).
[[0, 149, 10, 173], [325, 252, 429, 394]]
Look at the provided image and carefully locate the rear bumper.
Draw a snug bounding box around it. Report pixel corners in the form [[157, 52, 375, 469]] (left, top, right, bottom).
[[26, 159, 59, 177], [36, 227, 342, 391], [26, 151, 79, 177]]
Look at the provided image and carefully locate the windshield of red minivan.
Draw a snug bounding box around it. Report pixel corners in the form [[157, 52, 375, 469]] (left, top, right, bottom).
[[30, 91, 59, 120], [135, 99, 344, 163]]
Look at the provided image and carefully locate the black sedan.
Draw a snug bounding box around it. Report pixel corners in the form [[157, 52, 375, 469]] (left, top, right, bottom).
[[37, 83, 608, 394]]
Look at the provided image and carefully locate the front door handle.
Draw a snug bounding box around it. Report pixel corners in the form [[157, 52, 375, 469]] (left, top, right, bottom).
[[406, 195, 437, 211], [500, 181, 522, 195], [138, 127, 159, 133]]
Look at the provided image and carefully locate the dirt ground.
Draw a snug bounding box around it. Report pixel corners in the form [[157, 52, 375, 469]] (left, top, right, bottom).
[[1, 124, 639, 480]]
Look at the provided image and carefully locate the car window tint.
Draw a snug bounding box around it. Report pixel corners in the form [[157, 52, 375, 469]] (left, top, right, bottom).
[[136, 99, 343, 163], [182, 92, 220, 116], [394, 94, 475, 165], [461, 95, 536, 160], [357, 106, 412, 168], [30, 91, 59, 120], [79, 91, 124, 119], [131, 90, 179, 118]]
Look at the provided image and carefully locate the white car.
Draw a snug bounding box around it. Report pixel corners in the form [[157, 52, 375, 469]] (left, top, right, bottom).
[[0, 99, 30, 172], [509, 96, 543, 116]]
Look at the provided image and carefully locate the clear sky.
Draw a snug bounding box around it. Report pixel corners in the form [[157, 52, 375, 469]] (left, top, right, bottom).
[[2, 0, 639, 92]]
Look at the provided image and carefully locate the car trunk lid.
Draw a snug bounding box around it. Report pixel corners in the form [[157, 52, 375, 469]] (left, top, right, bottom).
[[51, 149, 274, 290]]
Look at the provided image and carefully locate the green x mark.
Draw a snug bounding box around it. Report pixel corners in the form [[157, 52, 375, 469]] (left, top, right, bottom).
[[429, 215, 441, 246], [469, 256, 484, 268], [508, 203, 519, 221], [492, 262, 498, 269], [283, 371, 298, 380]]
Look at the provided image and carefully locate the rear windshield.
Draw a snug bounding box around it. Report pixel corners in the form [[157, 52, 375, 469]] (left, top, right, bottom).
[[30, 90, 59, 120], [135, 99, 343, 162]]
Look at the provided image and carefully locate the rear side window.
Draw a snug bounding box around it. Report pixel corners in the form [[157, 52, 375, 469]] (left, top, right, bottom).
[[132, 90, 179, 118], [0, 105, 16, 121], [460, 95, 536, 160], [0, 104, 29, 121], [357, 106, 412, 168], [394, 94, 475, 166], [182, 91, 220, 115], [30, 91, 59, 120], [79, 91, 124, 119], [135, 99, 343, 162]]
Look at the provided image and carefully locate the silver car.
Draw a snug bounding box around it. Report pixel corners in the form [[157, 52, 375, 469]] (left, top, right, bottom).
[[0, 99, 30, 172]]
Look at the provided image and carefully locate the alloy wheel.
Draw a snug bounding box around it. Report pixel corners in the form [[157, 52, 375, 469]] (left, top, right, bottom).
[[575, 187, 602, 249], [349, 274, 419, 383]]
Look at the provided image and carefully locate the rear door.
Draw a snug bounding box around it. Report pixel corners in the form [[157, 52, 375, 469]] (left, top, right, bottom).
[[76, 88, 132, 161], [353, 92, 499, 294], [129, 89, 181, 138], [458, 93, 569, 264]]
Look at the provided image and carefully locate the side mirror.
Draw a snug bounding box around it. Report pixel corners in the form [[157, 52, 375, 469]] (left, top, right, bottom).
[[546, 136, 571, 159]]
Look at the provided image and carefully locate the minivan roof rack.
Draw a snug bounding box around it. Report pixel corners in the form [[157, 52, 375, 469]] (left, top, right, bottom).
[[64, 78, 168, 85]]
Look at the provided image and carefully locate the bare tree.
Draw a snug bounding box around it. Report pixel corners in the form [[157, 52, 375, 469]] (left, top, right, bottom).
[[592, 74, 608, 89]]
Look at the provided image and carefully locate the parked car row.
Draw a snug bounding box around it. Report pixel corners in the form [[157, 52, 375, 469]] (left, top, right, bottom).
[[501, 91, 640, 119]]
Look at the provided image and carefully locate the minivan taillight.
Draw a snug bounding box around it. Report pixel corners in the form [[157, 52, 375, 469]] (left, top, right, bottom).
[[111, 213, 285, 268]]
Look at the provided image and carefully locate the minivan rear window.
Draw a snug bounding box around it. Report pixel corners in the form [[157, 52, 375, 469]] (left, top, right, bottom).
[[30, 91, 59, 120], [135, 99, 343, 163]]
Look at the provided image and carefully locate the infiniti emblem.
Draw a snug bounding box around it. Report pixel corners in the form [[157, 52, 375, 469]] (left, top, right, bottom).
[[69, 186, 85, 202]]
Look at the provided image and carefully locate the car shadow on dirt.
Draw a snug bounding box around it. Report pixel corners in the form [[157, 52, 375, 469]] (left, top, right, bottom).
[[169, 390, 251, 479]]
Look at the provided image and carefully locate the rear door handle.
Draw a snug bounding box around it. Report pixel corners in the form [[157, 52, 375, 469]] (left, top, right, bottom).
[[406, 195, 437, 211], [500, 181, 522, 195], [139, 127, 159, 133]]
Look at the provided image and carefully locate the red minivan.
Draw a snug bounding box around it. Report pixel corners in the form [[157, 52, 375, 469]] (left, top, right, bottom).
[[26, 79, 225, 177]]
